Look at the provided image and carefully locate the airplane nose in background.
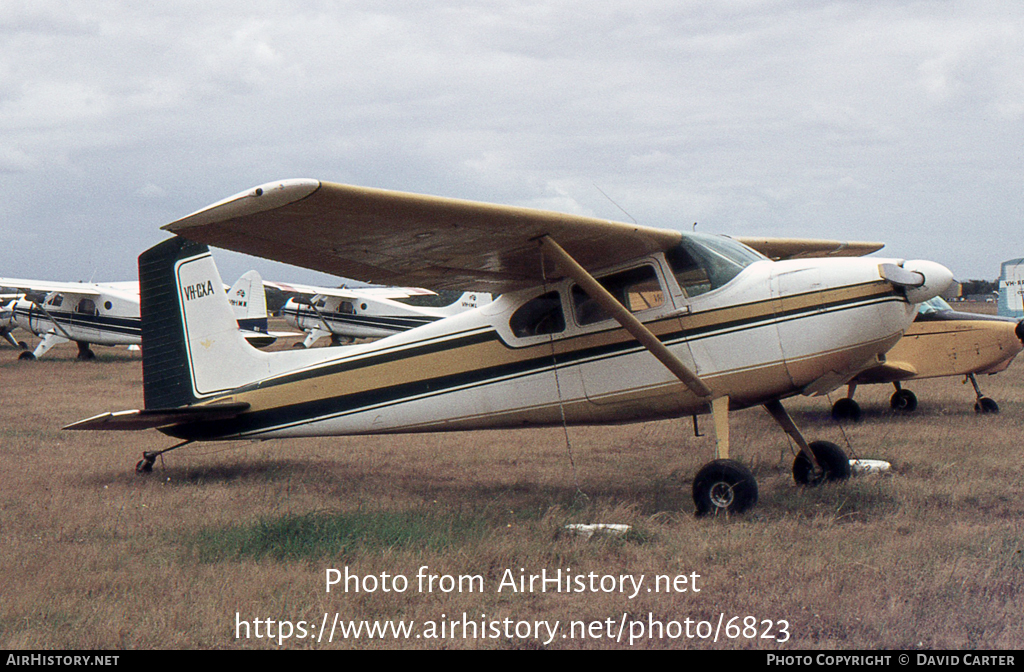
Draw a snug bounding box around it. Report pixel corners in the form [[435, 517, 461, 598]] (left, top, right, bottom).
[[1016, 319, 1024, 345], [901, 259, 954, 304]]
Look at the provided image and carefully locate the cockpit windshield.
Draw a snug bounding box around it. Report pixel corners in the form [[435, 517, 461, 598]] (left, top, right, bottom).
[[666, 232, 766, 298], [917, 296, 953, 316]]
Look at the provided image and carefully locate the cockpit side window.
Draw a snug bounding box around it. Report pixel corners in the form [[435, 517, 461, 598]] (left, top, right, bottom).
[[571, 265, 665, 326], [510, 291, 566, 338], [666, 246, 713, 298], [47, 294, 64, 308], [667, 234, 764, 298]]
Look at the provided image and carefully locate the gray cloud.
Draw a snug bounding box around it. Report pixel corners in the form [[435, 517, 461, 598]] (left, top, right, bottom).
[[1, 0, 1021, 283]]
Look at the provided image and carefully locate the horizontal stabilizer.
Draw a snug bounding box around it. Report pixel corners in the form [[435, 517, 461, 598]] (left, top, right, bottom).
[[63, 402, 250, 431]]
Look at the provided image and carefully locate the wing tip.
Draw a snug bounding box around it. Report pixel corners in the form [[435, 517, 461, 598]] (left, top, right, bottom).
[[163, 178, 322, 233]]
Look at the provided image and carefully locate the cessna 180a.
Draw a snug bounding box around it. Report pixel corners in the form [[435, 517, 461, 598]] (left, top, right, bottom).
[[829, 296, 1024, 420], [267, 280, 492, 347], [66, 179, 953, 516], [1, 272, 285, 359]]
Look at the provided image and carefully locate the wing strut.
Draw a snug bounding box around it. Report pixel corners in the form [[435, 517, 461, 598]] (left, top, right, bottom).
[[537, 235, 713, 399], [537, 235, 733, 459]]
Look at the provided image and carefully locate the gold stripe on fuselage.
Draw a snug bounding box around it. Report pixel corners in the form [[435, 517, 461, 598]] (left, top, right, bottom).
[[211, 279, 898, 421]]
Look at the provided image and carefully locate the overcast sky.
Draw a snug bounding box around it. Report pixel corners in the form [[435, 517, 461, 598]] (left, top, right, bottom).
[[1, 0, 1021, 286]]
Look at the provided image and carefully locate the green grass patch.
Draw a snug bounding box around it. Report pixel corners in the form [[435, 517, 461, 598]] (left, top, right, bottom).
[[188, 509, 488, 562]]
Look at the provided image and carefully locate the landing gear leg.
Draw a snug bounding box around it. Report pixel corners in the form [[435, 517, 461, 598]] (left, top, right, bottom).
[[763, 399, 850, 485], [692, 396, 759, 517], [135, 440, 193, 474], [968, 374, 999, 414]]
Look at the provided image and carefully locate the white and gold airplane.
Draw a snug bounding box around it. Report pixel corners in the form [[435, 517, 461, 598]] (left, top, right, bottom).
[[267, 280, 491, 347], [65, 179, 953, 516]]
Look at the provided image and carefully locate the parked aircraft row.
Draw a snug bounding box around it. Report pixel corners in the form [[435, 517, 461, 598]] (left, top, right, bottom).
[[1, 274, 489, 359], [1, 273, 282, 359]]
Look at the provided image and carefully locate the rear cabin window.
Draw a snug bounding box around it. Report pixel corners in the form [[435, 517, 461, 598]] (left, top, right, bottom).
[[76, 298, 97, 314], [571, 265, 664, 326], [510, 291, 565, 338]]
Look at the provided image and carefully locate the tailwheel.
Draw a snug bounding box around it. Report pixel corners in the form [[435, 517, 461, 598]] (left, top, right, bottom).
[[793, 441, 851, 486], [890, 388, 917, 413], [693, 459, 758, 517], [975, 397, 999, 414], [831, 397, 861, 422], [134, 442, 191, 474]]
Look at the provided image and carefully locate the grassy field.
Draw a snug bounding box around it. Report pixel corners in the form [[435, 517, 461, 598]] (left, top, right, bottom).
[[1, 321, 1021, 650]]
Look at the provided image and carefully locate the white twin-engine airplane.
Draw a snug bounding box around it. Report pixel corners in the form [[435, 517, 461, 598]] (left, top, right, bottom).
[[268, 280, 492, 347], [1, 271, 279, 359], [66, 179, 953, 516]]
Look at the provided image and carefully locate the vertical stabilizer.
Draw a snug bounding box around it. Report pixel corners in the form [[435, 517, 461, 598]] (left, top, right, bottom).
[[435, 291, 493, 316], [228, 270, 270, 333], [139, 238, 269, 409]]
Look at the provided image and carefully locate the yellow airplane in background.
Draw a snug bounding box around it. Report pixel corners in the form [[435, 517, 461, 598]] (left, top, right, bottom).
[[66, 179, 953, 516], [830, 297, 1024, 420]]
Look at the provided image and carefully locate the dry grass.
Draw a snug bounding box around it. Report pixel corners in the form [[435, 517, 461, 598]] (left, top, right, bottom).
[[1, 329, 1022, 649]]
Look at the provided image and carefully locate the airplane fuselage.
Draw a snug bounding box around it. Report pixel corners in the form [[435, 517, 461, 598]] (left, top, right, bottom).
[[281, 295, 443, 340], [11, 288, 141, 347], [163, 251, 917, 442]]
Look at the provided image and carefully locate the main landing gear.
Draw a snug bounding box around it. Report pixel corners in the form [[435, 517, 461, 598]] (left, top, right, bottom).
[[831, 375, 1001, 419], [831, 382, 918, 421], [691, 397, 851, 517]]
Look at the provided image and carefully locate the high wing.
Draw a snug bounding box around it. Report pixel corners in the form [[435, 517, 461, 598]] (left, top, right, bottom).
[[735, 237, 884, 260], [262, 280, 435, 300], [0, 278, 105, 299], [163, 179, 682, 293]]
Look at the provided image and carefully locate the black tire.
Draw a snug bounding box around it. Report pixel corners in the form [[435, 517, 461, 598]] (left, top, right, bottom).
[[831, 398, 861, 422], [18, 351, 35, 361], [890, 388, 918, 413], [793, 441, 851, 486], [693, 459, 758, 517], [975, 397, 999, 414]]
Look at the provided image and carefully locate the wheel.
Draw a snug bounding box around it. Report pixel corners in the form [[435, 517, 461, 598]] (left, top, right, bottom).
[[831, 398, 861, 422], [18, 341, 28, 349], [18, 351, 35, 361], [135, 458, 154, 474], [975, 397, 999, 414], [793, 441, 851, 486], [77, 348, 96, 361], [890, 388, 918, 413], [693, 459, 758, 517]]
